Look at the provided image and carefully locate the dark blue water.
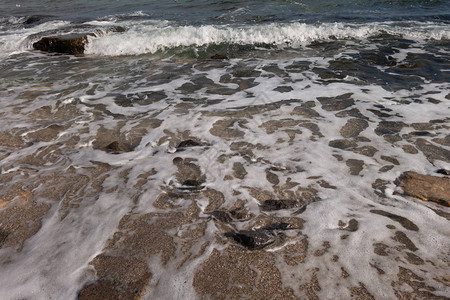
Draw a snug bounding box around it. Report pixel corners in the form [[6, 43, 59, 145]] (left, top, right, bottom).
[[1, 0, 449, 25]]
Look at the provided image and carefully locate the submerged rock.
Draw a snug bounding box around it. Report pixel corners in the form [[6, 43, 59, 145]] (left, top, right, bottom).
[[210, 54, 228, 60], [317, 93, 355, 111], [260, 199, 302, 211], [374, 121, 407, 136], [370, 210, 419, 231], [263, 222, 297, 231], [339, 219, 359, 232], [346, 159, 364, 175], [225, 230, 275, 250], [209, 207, 250, 223], [178, 180, 204, 191], [436, 169, 450, 176], [209, 210, 233, 223], [105, 141, 132, 154], [414, 138, 450, 163], [396, 171, 450, 206], [176, 139, 202, 152], [339, 118, 369, 138]]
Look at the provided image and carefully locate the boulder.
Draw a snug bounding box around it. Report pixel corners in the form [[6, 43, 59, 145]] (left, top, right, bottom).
[[33, 33, 92, 55], [33, 27, 125, 55], [225, 230, 275, 250], [396, 171, 450, 206]]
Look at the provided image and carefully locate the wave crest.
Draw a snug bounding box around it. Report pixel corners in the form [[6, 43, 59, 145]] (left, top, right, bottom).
[[84, 21, 450, 56]]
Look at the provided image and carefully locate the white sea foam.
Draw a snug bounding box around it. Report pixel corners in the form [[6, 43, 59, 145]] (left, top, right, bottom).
[[0, 19, 448, 59], [84, 20, 450, 56]]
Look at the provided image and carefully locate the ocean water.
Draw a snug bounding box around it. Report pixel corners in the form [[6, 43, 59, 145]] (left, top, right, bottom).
[[0, 1, 449, 299]]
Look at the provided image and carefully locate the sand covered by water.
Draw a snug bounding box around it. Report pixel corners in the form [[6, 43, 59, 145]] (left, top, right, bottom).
[[0, 41, 449, 299]]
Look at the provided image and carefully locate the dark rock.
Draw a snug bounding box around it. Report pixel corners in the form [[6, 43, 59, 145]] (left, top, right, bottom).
[[373, 104, 392, 111], [291, 106, 321, 118], [285, 61, 310, 72], [410, 131, 432, 136], [263, 222, 297, 231], [335, 108, 369, 120], [33, 27, 124, 55], [374, 121, 407, 136], [432, 134, 450, 147], [230, 207, 250, 220], [192, 75, 215, 86], [273, 86, 293, 93], [177, 82, 202, 93], [404, 252, 424, 265], [414, 138, 450, 163], [33, 33, 92, 55], [262, 64, 288, 77], [312, 67, 345, 80], [105, 141, 131, 153], [173, 157, 205, 186], [396, 171, 450, 206], [293, 205, 307, 215], [402, 145, 418, 154], [372, 179, 390, 198], [373, 243, 389, 256], [78, 279, 125, 300], [379, 165, 394, 172], [436, 169, 450, 176], [210, 119, 245, 139], [129, 90, 167, 106], [0, 229, 8, 248], [381, 155, 400, 165], [360, 51, 397, 66], [299, 122, 324, 137], [206, 87, 237, 95], [383, 134, 402, 144], [231, 66, 261, 78], [346, 159, 364, 175], [182, 179, 201, 186], [225, 230, 275, 250], [260, 199, 302, 211], [344, 219, 359, 232], [370, 210, 419, 231], [265, 170, 280, 185], [210, 211, 233, 223], [232, 162, 247, 179], [368, 109, 392, 118], [328, 139, 358, 150], [176, 139, 202, 151], [351, 145, 378, 157], [393, 231, 418, 251], [354, 136, 371, 142], [340, 118, 369, 138], [317, 93, 355, 111], [180, 180, 203, 190], [211, 54, 228, 60]]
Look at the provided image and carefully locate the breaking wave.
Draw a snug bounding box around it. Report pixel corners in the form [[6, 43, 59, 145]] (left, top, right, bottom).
[[84, 20, 450, 56]]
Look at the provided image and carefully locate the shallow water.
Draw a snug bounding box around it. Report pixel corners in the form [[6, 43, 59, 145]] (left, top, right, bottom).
[[0, 1, 449, 299]]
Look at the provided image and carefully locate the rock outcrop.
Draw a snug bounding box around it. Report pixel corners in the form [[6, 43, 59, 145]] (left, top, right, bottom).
[[33, 33, 92, 55], [32, 27, 124, 55], [396, 171, 450, 206]]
